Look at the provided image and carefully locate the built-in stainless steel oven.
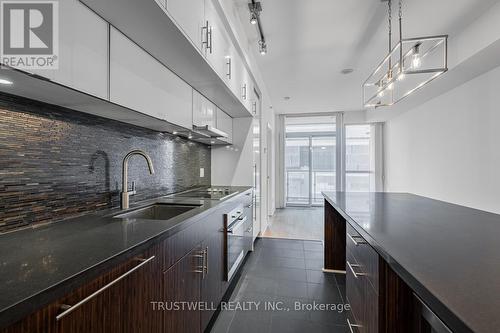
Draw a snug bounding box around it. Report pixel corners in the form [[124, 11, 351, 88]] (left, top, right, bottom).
[[224, 205, 252, 281]]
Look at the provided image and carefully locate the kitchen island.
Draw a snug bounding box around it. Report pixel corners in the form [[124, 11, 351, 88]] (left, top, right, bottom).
[[323, 191, 500, 333]]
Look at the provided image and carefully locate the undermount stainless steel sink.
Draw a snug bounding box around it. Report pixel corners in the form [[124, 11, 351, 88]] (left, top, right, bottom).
[[114, 203, 201, 221]]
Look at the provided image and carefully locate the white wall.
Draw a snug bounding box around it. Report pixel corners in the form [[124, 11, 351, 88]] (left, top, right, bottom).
[[384, 64, 500, 214], [211, 117, 253, 185]]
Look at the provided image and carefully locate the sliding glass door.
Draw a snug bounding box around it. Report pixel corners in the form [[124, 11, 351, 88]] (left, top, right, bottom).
[[285, 116, 337, 206]]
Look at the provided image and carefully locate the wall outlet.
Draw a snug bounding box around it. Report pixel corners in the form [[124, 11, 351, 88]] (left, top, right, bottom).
[[200, 168, 205, 178]]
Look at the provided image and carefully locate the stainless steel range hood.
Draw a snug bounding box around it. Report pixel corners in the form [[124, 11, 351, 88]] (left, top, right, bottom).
[[192, 125, 228, 138]]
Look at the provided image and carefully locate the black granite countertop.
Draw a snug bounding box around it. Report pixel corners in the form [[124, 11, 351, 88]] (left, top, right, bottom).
[[0, 186, 252, 329], [322, 191, 500, 333]]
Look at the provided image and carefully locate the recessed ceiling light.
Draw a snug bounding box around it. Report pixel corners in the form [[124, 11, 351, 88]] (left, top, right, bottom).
[[284, 96, 291, 101], [0, 78, 13, 85], [341, 69, 354, 75]]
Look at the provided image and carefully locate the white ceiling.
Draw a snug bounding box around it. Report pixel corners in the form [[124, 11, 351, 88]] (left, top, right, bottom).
[[235, 0, 500, 114]]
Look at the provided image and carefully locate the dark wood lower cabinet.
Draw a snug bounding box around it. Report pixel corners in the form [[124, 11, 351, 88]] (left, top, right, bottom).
[[345, 223, 417, 333], [2, 248, 160, 333], [201, 233, 223, 330], [162, 246, 203, 333]]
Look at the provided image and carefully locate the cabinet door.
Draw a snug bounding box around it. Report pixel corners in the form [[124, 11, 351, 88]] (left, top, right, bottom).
[[122, 246, 163, 333], [167, 0, 205, 51], [162, 246, 203, 333], [29, 0, 108, 99], [110, 27, 193, 128], [192, 89, 216, 127], [57, 254, 157, 333], [204, 0, 232, 79], [200, 234, 223, 330], [241, 69, 253, 112], [216, 108, 233, 143], [226, 48, 243, 99]]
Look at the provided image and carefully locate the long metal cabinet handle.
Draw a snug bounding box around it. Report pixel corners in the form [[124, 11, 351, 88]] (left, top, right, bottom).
[[201, 21, 209, 48], [227, 216, 247, 233], [56, 256, 155, 321], [347, 233, 366, 246], [253, 165, 257, 222], [226, 58, 232, 79], [204, 247, 208, 276], [207, 26, 213, 53], [347, 261, 366, 279], [347, 318, 362, 333], [242, 84, 247, 100]]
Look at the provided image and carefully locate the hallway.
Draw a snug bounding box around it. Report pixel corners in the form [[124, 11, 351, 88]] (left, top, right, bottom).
[[262, 208, 324, 240], [210, 238, 348, 333]]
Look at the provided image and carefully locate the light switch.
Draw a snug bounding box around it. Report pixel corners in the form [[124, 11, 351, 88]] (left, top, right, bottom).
[[200, 168, 205, 178]]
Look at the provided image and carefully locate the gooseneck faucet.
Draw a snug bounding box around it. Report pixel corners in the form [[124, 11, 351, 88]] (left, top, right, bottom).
[[121, 150, 155, 210]]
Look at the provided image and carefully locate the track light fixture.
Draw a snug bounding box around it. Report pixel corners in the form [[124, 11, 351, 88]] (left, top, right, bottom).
[[248, 1, 268, 56], [248, 1, 262, 25], [258, 40, 267, 55], [250, 12, 258, 25]]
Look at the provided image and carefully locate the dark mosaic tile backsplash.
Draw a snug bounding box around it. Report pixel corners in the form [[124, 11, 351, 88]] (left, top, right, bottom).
[[0, 93, 211, 232]]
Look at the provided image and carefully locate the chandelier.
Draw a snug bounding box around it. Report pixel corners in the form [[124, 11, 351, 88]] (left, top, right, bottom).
[[363, 0, 448, 108]]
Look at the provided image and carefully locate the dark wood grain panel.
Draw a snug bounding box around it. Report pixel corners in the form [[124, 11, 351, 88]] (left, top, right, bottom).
[[379, 259, 414, 333], [324, 200, 346, 272], [1, 250, 159, 333], [162, 246, 203, 333]]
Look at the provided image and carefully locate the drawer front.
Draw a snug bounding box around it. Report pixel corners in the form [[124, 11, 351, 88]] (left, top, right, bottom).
[[346, 256, 365, 331], [346, 224, 379, 293]]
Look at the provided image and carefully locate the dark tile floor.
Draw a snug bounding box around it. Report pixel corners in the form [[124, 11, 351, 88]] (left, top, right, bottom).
[[210, 238, 349, 333]]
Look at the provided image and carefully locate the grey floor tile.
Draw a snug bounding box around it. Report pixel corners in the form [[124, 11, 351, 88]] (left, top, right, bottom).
[[260, 238, 304, 250], [242, 276, 277, 295], [275, 280, 309, 299], [227, 310, 271, 333], [304, 250, 324, 260], [210, 238, 349, 333], [254, 256, 306, 270], [305, 258, 324, 270], [260, 247, 305, 259], [271, 296, 312, 321], [306, 269, 337, 284], [303, 241, 324, 252], [309, 305, 348, 326], [246, 266, 307, 283], [307, 282, 344, 303]]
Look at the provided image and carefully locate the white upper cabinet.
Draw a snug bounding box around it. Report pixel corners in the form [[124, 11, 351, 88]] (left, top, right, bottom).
[[241, 67, 252, 112], [216, 108, 233, 143], [192, 89, 216, 128], [109, 27, 192, 128], [204, 0, 232, 79], [166, 0, 205, 51], [30, 0, 108, 99]]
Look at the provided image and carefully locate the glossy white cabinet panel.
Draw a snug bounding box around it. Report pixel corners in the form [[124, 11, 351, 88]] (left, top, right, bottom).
[[204, 0, 232, 79], [193, 89, 216, 128], [110, 27, 192, 128], [29, 0, 108, 99], [167, 0, 205, 51], [216, 107, 233, 143]]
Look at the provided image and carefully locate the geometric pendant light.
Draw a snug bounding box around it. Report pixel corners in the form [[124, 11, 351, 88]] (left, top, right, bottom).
[[363, 0, 448, 108]]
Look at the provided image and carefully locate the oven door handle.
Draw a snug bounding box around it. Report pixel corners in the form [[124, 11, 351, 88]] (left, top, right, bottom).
[[227, 216, 247, 234]]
